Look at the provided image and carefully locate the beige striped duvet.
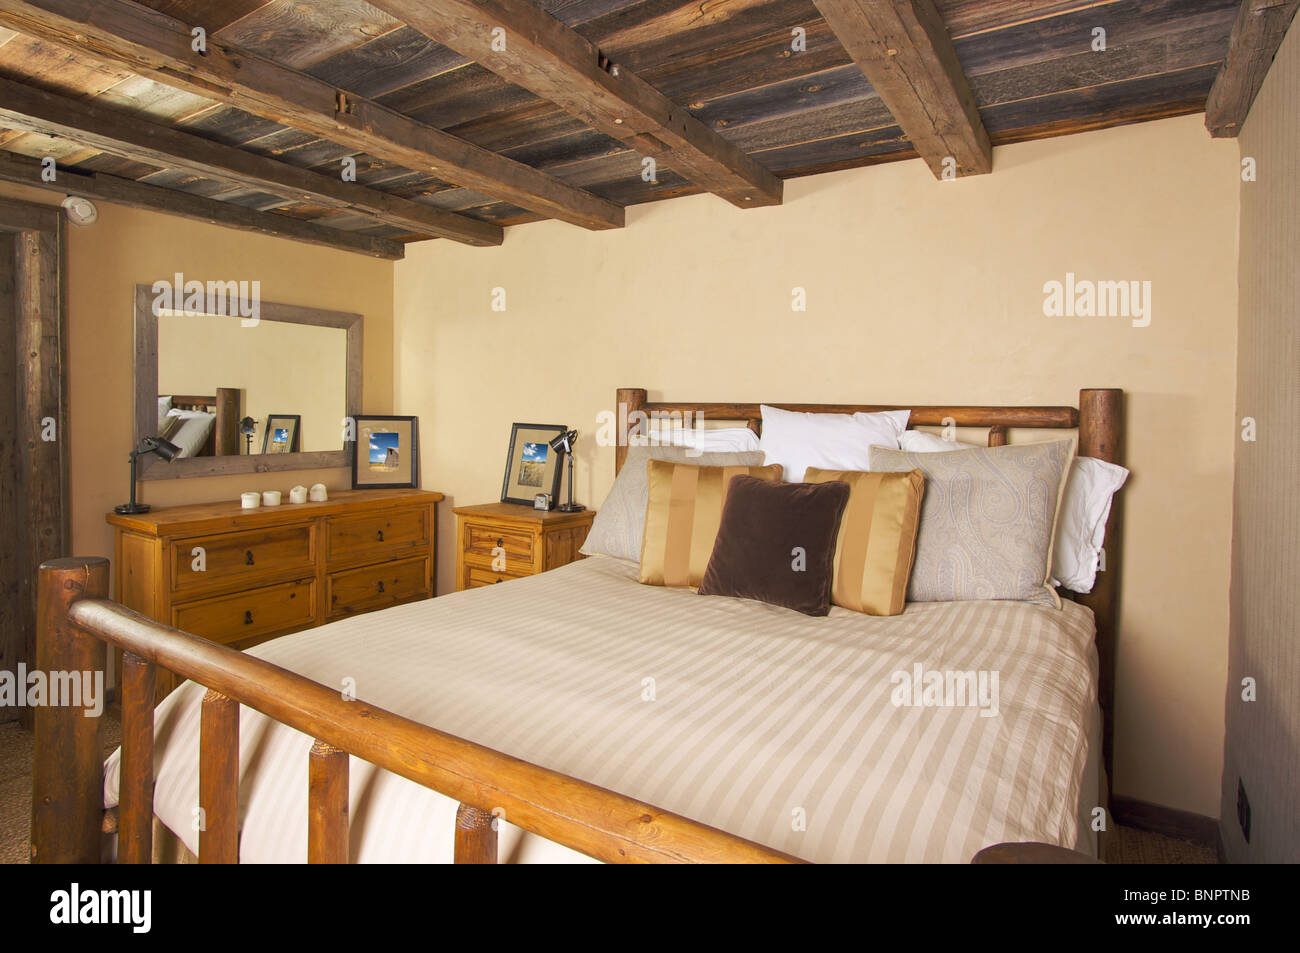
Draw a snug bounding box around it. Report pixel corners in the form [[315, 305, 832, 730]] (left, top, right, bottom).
[[103, 556, 1100, 863]]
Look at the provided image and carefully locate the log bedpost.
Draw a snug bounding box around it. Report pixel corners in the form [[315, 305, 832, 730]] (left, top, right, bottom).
[[308, 740, 349, 863], [199, 689, 240, 863], [454, 803, 498, 864], [118, 651, 156, 863], [614, 387, 647, 476], [1076, 387, 1124, 805], [31, 556, 109, 863]]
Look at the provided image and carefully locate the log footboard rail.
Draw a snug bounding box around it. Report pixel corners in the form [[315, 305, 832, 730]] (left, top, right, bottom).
[[32, 557, 801, 864]]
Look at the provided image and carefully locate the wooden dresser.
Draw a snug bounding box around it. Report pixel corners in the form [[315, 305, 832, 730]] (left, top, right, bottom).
[[454, 503, 595, 591], [107, 488, 443, 699]]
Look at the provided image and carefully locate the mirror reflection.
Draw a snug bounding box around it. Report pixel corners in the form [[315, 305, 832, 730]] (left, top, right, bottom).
[[156, 312, 347, 456]]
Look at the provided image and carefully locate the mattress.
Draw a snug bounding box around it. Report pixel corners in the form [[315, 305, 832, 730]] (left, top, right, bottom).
[[104, 555, 1100, 863]]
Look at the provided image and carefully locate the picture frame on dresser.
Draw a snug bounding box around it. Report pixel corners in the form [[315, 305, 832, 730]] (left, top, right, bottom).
[[501, 422, 567, 506], [352, 415, 420, 489]]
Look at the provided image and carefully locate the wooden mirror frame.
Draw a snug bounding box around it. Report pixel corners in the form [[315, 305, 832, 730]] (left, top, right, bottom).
[[133, 284, 362, 479]]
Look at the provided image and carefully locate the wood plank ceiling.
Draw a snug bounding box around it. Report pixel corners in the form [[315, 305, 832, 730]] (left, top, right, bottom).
[[0, 0, 1246, 257]]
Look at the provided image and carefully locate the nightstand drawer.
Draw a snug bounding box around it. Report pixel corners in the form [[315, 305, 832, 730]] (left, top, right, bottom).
[[463, 522, 535, 565], [172, 579, 316, 645], [327, 556, 430, 619], [327, 507, 428, 564], [171, 525, 315, 593], [465, 565, 528, 589]]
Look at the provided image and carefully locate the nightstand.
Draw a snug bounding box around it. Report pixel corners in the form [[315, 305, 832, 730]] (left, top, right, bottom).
[[454, 502, 596, 591]]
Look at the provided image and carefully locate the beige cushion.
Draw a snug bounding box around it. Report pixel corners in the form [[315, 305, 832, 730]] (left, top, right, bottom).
[[582, 445, 767, 561], [639, 460, 783, 588], [868, 441, 1075, 608], [804, 467, 926, 616]]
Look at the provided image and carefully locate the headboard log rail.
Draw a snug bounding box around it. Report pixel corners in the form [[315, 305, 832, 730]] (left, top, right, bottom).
[[31, 557, 801, 865]]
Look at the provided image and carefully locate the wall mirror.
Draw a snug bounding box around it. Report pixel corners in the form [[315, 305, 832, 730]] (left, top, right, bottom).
[[133, 284, 361, 479]]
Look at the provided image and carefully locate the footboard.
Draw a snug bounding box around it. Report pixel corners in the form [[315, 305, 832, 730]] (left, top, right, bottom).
[[31, 557, 800, 864]]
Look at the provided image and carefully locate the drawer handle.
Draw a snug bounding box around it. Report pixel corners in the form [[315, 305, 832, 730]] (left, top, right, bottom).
[[496, 537, 503, 547], [244, 610, 253, 625], [377, 580, 385, 594], [495, 578, 502, 584], [377, 529, 384, 542], [245, 550, 255, 566]]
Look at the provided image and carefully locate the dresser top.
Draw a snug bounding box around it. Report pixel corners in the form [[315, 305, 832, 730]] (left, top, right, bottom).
[[107, 488, 444, 537]]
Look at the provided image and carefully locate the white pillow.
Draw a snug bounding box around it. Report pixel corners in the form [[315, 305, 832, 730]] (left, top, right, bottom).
[[759, 405, 910, 482], [1052, 456, 1128, 592], [650, 427, 761, 454], [895, 430, 1128, 593], [164, 408, 215, 458], [900, 430, 977, 453], [157, 396, 173, 432]]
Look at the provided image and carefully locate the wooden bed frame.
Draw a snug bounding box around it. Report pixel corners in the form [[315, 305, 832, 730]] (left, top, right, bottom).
[[31, 386, 1122, 865], [162, 388, 240, 457]]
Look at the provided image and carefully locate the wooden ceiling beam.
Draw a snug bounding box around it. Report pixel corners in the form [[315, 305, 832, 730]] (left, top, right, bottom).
[[1205, 0, 1300, 137], [812, 0, 992, 178], [366, 0, 783, 209], [0, 75, 503, 245], [0, 150, 406, 259], [0, 0, 623, 229]]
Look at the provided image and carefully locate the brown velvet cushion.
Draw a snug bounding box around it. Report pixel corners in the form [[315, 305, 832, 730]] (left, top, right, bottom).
[[698, 475, 851, 616]]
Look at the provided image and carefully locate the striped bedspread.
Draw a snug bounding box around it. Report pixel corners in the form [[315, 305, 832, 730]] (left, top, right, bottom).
[[104, 556, 1099, 863]]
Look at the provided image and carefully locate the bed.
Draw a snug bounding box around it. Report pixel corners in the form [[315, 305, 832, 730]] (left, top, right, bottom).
[[156, 388, 239, 457], [33, 387, 1124, 865]]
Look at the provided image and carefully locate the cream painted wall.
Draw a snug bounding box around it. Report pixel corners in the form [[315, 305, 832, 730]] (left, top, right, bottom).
[[0, 180, 394, 587], [395, 114, 1240, 816]]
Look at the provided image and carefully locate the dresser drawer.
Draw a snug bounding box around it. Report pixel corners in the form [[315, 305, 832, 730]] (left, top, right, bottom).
[[327, 556, 430, 619], [327, 507, 428, 564], [172, 579, 316, 646], [462, 521, 535, 568], [171, 524, 315, 593], [465, 565, 528, 589]]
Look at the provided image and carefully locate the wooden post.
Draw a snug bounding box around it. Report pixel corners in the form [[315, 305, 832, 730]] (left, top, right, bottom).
[[454, 803, 498, 864], [31, 556, 108, 863], [987, 425, 1008, 447], [308, 739, 349, 863], [118, 651, 155, 864], [614, 387, 647, 475], [199, 689, 239, 863], [1076, 387, 1124, 803]]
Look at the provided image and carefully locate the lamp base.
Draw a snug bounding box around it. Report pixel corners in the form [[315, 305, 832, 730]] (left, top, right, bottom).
[[114, 502, 151, 515], [557, 502, 586, 513]]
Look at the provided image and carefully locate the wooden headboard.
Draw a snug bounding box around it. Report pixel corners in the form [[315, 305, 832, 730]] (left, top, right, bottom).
[[164, 387, 240, 456], [613, 386, 1124, 791]]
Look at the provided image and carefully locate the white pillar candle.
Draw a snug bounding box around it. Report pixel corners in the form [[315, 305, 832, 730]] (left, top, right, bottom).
[[261, 490, 282, 506], [289, 485, 308, 504], [240, 492, 261, 509], [308, 483, 328, 502]]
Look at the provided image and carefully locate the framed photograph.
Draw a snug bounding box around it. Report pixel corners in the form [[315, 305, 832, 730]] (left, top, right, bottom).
[[501, 423, 566, 506], [352, 415, 420, 489], [261, 414, 301, 454]]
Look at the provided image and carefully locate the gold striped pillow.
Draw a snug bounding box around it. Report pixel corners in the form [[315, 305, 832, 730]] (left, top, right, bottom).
[[804, 467, 926, 616], [639, 460, 783, 588]]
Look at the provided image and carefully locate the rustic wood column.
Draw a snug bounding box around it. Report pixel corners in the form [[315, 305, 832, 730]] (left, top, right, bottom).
[[31, 556, 108, 863]]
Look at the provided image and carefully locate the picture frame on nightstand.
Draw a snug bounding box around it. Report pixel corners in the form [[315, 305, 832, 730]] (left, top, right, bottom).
[[501, 422, 566, 506]]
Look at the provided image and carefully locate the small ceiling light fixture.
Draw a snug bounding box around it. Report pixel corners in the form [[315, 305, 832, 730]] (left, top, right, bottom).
[[60, 195, 98, 227]]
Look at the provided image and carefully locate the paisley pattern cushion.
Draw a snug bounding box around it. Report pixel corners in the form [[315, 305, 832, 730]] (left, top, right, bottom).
[[869, 440, 1074, 608]]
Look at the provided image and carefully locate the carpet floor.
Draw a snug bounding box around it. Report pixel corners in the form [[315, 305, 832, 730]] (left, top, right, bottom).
[[0, 714, 1217, 864]]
